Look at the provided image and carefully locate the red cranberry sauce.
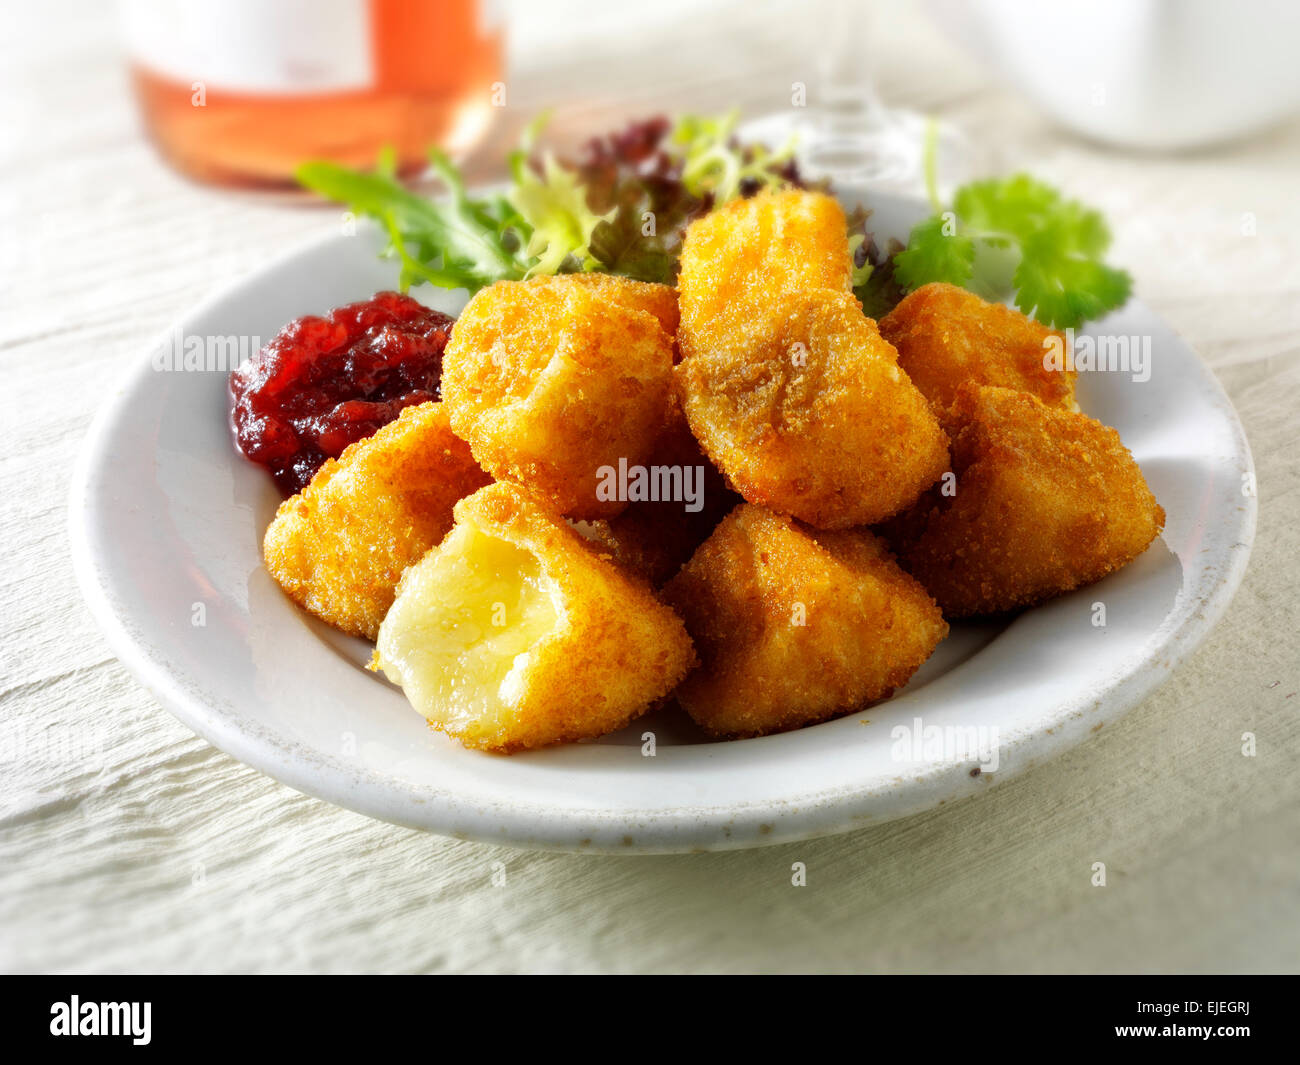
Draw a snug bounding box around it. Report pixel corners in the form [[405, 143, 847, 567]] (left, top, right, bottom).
[[230, 291, 454, 495]]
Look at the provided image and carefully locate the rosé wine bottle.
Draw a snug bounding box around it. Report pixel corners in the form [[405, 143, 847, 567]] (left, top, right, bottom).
[[120, 0, 504, 190]]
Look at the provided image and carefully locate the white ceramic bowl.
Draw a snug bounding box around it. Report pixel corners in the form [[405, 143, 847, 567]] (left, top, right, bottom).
[[70, 187, 1255, 852]]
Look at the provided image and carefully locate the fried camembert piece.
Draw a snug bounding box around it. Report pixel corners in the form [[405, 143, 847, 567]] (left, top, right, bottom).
[[263, 401, 489, 639], [883, 383, 1165, 616], [373, 482, 695, 753], [879, 282, 1077, 413], [662, 504, 947, 738], [575, 394, 740, 585], [531, 271, 680, 351], [676, 188, 853, 361], [578, 506, 706, 588], [441, 275, 675, 520], [676, 287, 948, 529]]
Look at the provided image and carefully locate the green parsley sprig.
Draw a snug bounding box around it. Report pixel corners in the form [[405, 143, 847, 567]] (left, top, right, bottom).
[[892, 135, 1131, 327]]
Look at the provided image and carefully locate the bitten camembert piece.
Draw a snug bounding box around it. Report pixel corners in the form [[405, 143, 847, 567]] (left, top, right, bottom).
[[263, 401, 489, 639], [879, 282, 1078, 413], [676, 287, 949, 529], [662, 504, 948, 739], [882, 383, 1165, 616], [373, 482, 696, 752], [440, 275, 676, 520]]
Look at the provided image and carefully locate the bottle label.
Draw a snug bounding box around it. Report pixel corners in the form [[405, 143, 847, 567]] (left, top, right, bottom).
[[120, 0, 373, 94]]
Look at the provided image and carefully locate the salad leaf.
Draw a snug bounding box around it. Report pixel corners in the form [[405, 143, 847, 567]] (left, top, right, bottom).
[[585, 188, 690, 283], [573, 114, 808, 283], [298, 117, 677, 292], [297, 150, 531, 292], [503, 114, 613, 276], [845, 205, 904, 319], [672, 110, 798, 205], [1015, 218, 1132, 328], [893, 215, 974, 289], [853, 241, 907, 321], [297, 109, 1127, 329], [892, 171, 1131, 328], [298, 112, 813, 294], [573, 116, 706, 283], [508, 152, 612, 276]]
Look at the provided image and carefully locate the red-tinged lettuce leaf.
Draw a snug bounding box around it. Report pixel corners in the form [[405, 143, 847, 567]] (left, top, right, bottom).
[[571, 117, 703, 282], [855, 237, 907, 320], [570, 116, 811, 285], [844, 204, 905, 320]]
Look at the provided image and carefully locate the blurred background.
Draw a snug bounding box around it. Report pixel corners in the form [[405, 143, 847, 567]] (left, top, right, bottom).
[[107, 0, 1300, 185], [3, 0, 1298, 973], [6, 0, 1300, 364]]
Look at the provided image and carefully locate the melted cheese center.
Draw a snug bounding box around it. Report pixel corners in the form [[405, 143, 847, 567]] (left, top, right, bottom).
[[375, 522, 560, 735]]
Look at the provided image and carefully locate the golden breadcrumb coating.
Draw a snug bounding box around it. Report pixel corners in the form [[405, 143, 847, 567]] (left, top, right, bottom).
[[441, 276, 675, 519], [676, 187, 853, 361], [263, 401, 490, 640], [576, 393, 741, 585], [662, 504, 948, 738], [373, 482, 696, 753], [879, 282, 1077, 413], [881, 383, 1165, 616], [676, 287, 949, 528], [530, 272, 679, 350], [577, 506, 704, 588]]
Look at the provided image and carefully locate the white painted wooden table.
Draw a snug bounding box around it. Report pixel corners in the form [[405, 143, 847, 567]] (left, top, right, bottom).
[[3, 0, 1298, 973]]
